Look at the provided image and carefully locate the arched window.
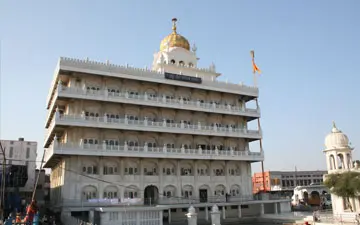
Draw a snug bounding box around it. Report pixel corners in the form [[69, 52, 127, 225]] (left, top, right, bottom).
[[83, 138, 99, 146], [188, 63, 194, 67], [107, 88, 120, 96], [103, 163, 118, 175], [124, 186, 138, 199], [128, 115, 139, 121], [85, 112, 99, 119], [147, 142, 157, 148], [128, 141, 139, 147], [82, 186, 97, 200], [162, 164, 175, 175], [104, 191, 118, 199], [105, 139, 119, 150], [129, 91, 139, 96], [86, 86, 100, 94], [179, 61, 185, 66], [170, 59, 176, 64]]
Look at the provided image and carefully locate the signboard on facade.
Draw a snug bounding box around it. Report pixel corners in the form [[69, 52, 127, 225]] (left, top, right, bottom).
[[164, 72, 202, 84]]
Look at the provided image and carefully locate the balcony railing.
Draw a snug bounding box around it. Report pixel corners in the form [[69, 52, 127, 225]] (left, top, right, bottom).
[[60, 86, 259, 115], [58, 57, 259, 96], [44, 142, 264, 163], [45, 114, 262, 145], [55, 195, 257, 207]]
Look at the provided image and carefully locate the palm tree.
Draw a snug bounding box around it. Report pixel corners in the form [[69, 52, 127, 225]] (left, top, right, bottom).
[[324, 171, 360, 212]]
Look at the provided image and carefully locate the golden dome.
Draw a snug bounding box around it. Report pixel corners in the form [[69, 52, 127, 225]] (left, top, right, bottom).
[[160, 18, 190, 51]]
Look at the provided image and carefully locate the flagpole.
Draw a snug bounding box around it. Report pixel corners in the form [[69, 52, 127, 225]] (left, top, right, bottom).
[[251, 50, 265, 193], [256, 97, 266, 193], [253, 70, 258, 87]]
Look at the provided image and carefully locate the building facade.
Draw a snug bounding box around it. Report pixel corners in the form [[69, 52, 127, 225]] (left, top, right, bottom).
[[42, 19, 293, 222], [0, 137, 37, 194], [323, 122, 360, 214], [252, 170, 327, 193]]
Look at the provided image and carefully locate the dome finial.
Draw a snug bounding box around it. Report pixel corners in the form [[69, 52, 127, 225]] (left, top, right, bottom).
[[332, 121, 336, 129], [172, 18, 177, 33]]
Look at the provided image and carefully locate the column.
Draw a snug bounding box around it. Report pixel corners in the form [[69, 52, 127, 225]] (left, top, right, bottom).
[[205, 206, 209, 221], [343, 153, 349, 169], [159, 159, 164, 196], [194, 160, 198, 199], [238, 205, 242, 218], [168, 209, 171, 224], [159, 210, 163, 225], [177, 160, 182, 197], [260, 203, 264, 215], [334, 152, 339, 170], [326, 153, 331, 170], [222, 206, 226, 219], [140, 159, 144, 198], [225, 161, 229, 195], [274, 203, 278, 214]]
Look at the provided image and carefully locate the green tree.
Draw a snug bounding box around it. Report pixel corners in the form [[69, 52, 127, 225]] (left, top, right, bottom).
[[324, 171, 360, 212]]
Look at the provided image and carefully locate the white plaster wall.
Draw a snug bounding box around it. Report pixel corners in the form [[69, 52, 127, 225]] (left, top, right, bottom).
[[53, 156, 253, 202]]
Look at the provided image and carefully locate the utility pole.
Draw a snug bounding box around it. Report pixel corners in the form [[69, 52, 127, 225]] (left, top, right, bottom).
[[0, 142, 6, 221]]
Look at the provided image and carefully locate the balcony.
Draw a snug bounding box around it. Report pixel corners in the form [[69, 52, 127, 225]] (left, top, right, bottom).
[[45, 86, 260, 128], [44, 114, 262, 147], [44, 141, 264, 167]]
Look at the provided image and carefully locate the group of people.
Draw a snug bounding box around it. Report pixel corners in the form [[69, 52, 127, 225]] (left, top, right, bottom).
[[3, 200, 40, 225]]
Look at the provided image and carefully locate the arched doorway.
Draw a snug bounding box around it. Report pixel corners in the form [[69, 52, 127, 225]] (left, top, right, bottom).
[[310, 191, 321, 206], [144, 185, 159, 205]]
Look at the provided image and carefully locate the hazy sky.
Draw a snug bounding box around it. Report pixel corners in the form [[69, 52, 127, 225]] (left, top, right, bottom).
[[1, 0, 359, 173]]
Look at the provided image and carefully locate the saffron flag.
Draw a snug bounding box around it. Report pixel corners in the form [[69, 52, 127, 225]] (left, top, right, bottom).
[[250, 50, 261, 74]]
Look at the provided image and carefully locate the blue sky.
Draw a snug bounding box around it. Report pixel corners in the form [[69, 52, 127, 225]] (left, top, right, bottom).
[[1, 0, 359, 172]]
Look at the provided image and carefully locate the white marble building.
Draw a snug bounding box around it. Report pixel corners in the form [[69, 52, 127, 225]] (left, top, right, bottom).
[[43, 19, 291, 222], [323, 122, 360, 214], [0, 137, 37, 194]]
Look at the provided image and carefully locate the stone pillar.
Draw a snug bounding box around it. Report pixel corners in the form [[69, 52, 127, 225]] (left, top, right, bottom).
[[211, 205, 221, 225], [186, 206, 197, 225], [260, 203, 265, 215], [238, 205, 242, 218]]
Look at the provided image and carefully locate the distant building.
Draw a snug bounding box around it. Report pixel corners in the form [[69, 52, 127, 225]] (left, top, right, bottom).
[[252, 170, 327, 193], [0, 137, 37, 195]]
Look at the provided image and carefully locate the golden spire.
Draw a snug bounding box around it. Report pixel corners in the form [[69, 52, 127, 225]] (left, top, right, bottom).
[[172, 18, 177, 33], [159, 18, 190, 51]]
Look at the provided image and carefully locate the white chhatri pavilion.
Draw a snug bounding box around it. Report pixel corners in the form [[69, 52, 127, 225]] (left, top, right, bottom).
[[323, 122, 360, 214]]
